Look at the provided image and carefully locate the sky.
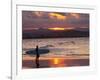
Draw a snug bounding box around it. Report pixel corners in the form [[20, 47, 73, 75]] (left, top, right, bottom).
[[22, 11, 89, 31]]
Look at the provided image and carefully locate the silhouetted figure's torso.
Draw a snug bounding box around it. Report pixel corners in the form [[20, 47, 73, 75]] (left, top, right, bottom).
[[35, 45, 40, 68], [36, 46, 40, 58]]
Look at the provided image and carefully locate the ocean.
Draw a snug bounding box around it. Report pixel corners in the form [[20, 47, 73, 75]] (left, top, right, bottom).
[[22, 37, 89, 57]]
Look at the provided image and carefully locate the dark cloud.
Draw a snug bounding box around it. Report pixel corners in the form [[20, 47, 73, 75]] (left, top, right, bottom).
[[22, 11, 89, 30]]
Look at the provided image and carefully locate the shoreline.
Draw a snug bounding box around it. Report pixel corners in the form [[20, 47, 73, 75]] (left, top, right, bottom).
[[22, 54, 89, 60], [22, 55, 89, 69]]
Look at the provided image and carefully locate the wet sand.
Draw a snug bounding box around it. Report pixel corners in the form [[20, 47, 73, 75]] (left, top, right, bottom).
[[22, 55, 89, 69]]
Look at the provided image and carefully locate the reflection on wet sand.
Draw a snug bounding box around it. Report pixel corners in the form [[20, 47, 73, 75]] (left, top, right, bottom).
[[50, 58, 65, 67], [22, 56, 89, 68]]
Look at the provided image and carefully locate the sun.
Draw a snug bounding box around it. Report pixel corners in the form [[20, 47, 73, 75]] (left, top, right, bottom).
[[48, 27, 65, 31]]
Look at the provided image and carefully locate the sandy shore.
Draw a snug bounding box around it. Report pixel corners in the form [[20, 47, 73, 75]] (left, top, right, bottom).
[[22, 55, 89, 69]]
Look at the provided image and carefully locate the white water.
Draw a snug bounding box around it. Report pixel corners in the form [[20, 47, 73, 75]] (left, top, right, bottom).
[[22, 37, 89, 57]]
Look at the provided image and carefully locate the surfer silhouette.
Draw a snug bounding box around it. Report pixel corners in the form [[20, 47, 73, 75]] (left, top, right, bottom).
[[35, 45, 40, 68]]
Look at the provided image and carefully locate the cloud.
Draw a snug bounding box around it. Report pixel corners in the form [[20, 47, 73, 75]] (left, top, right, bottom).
[[70, 13, 80, 19], [22, 11, 89, 30], [49, 13, 67, 20], [33, 12, 44, 17], [31, 12, 81, 20]]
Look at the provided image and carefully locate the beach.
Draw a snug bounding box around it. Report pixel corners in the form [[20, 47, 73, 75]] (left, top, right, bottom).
[[22, 37, 89, 69], [22, 54, 89, 68]]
